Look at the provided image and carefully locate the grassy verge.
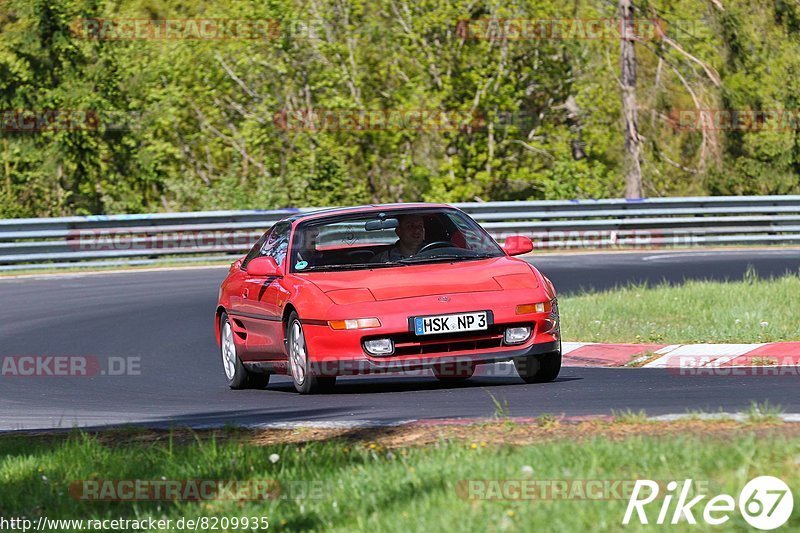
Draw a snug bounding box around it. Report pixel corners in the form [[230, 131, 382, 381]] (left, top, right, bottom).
[[1, 423, 799, 532], [560, 272, 800, 343]]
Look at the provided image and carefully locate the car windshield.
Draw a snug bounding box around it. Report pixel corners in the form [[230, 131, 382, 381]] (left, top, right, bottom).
[[289, 208, 504, 273]]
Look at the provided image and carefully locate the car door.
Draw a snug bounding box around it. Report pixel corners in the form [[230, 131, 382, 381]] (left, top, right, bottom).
[[233, 222, 291, 361]]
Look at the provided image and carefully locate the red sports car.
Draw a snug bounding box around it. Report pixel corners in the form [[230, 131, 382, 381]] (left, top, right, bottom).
[[215, 203, 560, 393]]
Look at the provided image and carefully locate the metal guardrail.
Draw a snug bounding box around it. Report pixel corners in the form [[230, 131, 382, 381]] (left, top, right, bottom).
[[1, 196, 799, 270]]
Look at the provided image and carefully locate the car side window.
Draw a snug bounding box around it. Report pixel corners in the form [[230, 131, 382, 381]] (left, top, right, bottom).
[[259, 222, 291, 266], [242, 231, 269, 270], [241, 222, 292, 270]]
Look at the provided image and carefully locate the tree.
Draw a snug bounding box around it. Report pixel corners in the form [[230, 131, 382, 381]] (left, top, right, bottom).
[[619, 0, 643, 198]]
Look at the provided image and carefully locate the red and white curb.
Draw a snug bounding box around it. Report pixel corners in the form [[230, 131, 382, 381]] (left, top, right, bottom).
[[560, 341, 800, 368]]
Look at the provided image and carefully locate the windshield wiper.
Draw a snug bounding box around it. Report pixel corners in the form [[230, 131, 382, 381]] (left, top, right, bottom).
[[398, 253, 498, 264], [300, 262, 404, 272]]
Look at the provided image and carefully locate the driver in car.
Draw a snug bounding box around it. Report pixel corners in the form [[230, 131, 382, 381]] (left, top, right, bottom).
[[374, 214, 425, 261]]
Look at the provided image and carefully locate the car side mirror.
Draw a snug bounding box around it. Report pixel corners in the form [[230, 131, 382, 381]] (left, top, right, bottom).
[[503, 235, 533, 256], [246, 256, 281, 277]]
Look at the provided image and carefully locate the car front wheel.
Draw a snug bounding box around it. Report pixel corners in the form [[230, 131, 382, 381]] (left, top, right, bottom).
[[514, 351, 561, 383], [287, 312, 335, 394]]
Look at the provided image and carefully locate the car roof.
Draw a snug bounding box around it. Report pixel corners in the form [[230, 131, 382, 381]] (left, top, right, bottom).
[[285, 203, 455, 224]]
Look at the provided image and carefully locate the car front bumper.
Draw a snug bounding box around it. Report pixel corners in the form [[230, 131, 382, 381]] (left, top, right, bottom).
[[305, 339, 561, 376], [299, 299, 560, 377]]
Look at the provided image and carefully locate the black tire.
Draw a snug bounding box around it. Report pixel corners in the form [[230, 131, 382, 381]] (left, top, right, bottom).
[[220, 312, 270, 389], [432, 361, 475, 381], [316, 376, 337, 391], [286, 312, 332, 394], [514, 351, 562, 384]]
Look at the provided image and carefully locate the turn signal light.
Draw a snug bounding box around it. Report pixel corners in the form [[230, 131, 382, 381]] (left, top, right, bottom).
[[329, 318, 382, 330], [516, 301, 552, 314]]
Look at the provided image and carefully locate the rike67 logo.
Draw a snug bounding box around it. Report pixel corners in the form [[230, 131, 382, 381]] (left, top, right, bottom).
[[623, 476, 794, 530]]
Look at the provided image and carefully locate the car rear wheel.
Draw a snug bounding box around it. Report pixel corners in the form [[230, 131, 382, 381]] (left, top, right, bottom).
[[514, 351, 561, 383], [432, 362, 475, 381], [220, 312, 270, 389], [287, 312, 335, 394]]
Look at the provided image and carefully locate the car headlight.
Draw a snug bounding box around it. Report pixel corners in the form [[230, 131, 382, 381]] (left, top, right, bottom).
[[363, 338, 394, 356], [504, 326, 532, 345]]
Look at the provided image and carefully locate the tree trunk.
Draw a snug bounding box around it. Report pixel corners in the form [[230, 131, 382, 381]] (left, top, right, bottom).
[[620, 0, 643, 198], [3, 138, 10, 196], [565, 95, 586, 160]]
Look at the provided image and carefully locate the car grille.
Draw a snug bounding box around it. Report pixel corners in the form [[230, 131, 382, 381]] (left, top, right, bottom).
[[384, 326, 508, 357]]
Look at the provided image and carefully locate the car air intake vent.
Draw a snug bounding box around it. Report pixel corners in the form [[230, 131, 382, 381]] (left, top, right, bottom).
[[390, 330, 505, 357]]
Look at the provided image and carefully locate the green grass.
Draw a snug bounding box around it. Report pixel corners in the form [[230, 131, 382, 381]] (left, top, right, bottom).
[[560, 273, 800, 343], [744, 401, 785, 424], [484, 389, 510, 419], [1, 430, 798, 532], [611, 409, 650, 424]]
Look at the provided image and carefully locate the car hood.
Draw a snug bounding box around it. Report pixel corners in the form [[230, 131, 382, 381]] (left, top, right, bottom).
[[299, 257, 537, 302]]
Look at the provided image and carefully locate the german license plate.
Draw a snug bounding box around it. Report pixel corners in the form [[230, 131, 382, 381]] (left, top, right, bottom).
[[413, 312, 488, 336]]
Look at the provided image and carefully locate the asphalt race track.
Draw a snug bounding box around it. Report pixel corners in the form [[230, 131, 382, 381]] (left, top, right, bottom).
[[1, 248, 798, 431]]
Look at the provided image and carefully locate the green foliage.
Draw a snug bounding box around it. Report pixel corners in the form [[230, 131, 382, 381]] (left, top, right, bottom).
[[1, 0, 799, 217]]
